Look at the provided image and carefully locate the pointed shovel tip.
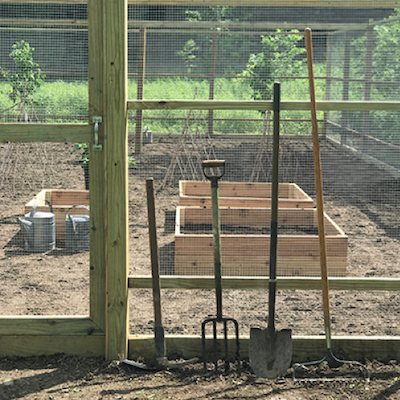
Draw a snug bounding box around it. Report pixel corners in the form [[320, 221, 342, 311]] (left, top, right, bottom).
[[249, 327, 292, 379]]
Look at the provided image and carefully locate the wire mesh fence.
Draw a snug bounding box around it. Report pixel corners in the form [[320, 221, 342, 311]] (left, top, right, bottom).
[[0, 4, 399, 342]]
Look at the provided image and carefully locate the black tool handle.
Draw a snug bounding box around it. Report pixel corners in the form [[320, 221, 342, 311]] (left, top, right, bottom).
[[268, 82, 280, 334], [202, 160, 225, 320]]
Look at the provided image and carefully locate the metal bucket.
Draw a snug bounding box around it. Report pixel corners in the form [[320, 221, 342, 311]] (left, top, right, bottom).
[[142, 126, 152, 145], [17, 199, 55, 253], [65, 205, 90, 253]]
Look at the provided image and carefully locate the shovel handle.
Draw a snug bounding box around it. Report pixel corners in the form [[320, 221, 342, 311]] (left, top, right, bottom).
[[305, 27, 332, 347], [203, 160, 225, 320], [268, 82, 280, 334], [202, 159, 225, 184]]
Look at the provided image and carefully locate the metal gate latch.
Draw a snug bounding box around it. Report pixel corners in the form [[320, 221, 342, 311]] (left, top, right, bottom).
[[92, 116, 103, 151]]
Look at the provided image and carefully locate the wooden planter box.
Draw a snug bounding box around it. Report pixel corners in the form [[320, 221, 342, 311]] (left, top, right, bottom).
[[25, 190, 89, 241], [179, 181, 314, 208], [174, 206, 348, 277]]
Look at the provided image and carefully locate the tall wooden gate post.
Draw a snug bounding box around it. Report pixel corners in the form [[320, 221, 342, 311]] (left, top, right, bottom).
[[103, 0, 129, 360], [135, 27, 147, 153]]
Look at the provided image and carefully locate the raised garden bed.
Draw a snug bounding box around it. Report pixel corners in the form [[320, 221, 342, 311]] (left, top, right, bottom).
[[174, 206, 348, 277], [179, 181, 314, 208], [24, 189, 89, 241]]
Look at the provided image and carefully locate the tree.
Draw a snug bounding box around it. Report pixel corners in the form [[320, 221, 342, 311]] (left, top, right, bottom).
[[176, 39, 199, 73], [1, 40, 45, 122], [243, 30, 305, 101]]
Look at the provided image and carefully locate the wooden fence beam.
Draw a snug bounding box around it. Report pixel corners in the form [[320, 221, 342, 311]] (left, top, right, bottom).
[[127, 100, 400, 112], [128, 335, 400, 364], [0, 335, 104, 357], [0, 0, 399, 7], [0, 316, 103, 336], [0, 123, 91, 143], [129, 275, 400, 291]]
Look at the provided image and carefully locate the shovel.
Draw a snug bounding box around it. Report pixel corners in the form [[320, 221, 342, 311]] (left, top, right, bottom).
[[249, 82, 292, 379], [123, 178, 198, 369]]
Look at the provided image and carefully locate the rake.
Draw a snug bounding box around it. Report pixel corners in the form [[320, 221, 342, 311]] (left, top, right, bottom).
[[293, 28, 370, 382]]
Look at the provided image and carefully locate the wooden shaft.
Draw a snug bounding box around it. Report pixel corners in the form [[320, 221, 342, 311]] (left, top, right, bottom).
[[135, 27, 147, 153], [305, 27, 332, 349], [146, 178, 166, 359], [268, 82, 280, 334], [146, 178, 163, 328], [211, 180, 223, 320]]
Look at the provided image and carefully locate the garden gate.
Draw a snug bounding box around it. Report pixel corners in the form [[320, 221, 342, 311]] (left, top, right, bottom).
[[1, 0, 400, 363]]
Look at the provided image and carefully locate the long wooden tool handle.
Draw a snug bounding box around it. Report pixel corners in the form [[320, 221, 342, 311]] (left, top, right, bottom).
[[146, 178, 166, 359], [268, 82, 280, 334], [305, 27, 332, 349]]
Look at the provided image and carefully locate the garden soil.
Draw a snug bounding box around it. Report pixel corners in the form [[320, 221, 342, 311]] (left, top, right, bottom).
[[1, 136, 400, 399]]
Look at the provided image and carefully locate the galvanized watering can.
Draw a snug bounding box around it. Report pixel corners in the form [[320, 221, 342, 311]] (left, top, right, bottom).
[[17, 199, 55, 253], [65, 205, 90, 253]]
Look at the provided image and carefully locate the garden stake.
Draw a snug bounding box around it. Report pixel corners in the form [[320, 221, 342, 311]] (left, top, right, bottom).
[[122, 178, 198, 370], [201, 160, 240, 373], [249, 82, 292, 379], [293, 28, 370, 382]]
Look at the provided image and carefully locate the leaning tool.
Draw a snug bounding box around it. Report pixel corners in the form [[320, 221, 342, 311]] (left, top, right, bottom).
[[293, 28, 370, 382], [123, 178, 198, 370], [201, 160, 240, 372], [249, 82, 292, 379]]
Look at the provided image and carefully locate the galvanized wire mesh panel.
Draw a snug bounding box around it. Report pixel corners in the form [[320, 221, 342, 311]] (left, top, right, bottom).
[[126, 5, 400, 340]]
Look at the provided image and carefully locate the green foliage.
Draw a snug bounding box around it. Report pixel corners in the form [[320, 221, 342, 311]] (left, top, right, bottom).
[[1, 40, 45, 121], [176, 39, 199, 73], [71, 143, 136, 169], [243, 30, 305, 101], [71, 143, 89, 169]]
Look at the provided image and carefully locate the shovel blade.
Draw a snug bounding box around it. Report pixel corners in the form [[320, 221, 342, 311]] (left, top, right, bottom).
[[249, 327, 292, 379]]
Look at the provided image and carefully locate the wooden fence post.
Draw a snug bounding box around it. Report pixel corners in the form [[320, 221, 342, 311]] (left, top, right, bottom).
[[88, 0, 107, 333], [362, 26, 374, 137], [323, 34, 332, 136], [340, 33, 351, 145], [135, 27, 147, 153], [208, 33, 218, 137], [104, 0, 129, 361]]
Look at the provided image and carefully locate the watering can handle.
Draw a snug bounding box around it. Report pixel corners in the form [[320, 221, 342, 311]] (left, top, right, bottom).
[[30, 199, 54, 217], [66, 205, 90, 221]]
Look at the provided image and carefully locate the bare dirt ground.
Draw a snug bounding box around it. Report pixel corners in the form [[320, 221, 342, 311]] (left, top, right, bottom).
[[1, 136, 400, 399]]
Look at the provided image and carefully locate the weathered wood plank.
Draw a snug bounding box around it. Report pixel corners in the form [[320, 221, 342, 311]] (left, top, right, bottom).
[[0, 335, 104, 357], [0, 123, 91, 143], [128, 335, 400, 364], [128, 276, 400, 291], [0, 316, 102, 336], [127, 100, 400, 112], [179, 207, 326, 229], [174, 235, 348, 256]]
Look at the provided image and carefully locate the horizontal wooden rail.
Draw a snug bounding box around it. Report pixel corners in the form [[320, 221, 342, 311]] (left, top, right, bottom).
[[129, 275, 400, 291], [0, 123, 92, 143], [128, 335, 400, 363], [1, 1, 398, 8], [127, 100, 400, 112], [0, 335, 105, 357], [0, 316, 103, 336]]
